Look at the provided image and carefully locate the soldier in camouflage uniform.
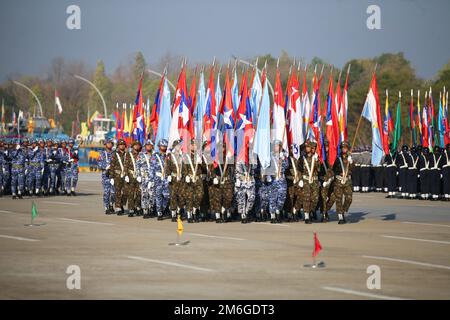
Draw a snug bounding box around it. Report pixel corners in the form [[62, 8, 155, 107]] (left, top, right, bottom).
[[235, 159, 256, 223], [108, 139, 128, 215], [137, 139, 154, 218], [285, 145, 302, 222], [255, 158, 271, 222], [98, 139, 115, 214], [300, 140, 320, 224], [58, 140, 69, 194], [65, 139, 79, 196], [319, 140, 334, 222], [28, 139, 46, 196], [0, 140, 6, 197], [329, 141, 354, 224], [10, 140, 26, 199], [124, 141, 142, 217], [47, 140, 61, 195], [269, 140, 288, 223], [182, 140, 204, 223], [153, 139, 170, 220], [166, 140, 186, 220]]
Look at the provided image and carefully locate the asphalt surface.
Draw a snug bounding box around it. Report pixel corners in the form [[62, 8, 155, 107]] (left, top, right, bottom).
[[0, 173, 449, 300]]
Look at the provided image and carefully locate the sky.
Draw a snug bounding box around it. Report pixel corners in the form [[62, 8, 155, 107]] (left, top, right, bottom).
[[1, 0, 449, 81]]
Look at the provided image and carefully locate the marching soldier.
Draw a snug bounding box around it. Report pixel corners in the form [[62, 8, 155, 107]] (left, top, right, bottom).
[[429, 146, 443, 200], [383, 144, 397, 198], [10, 140, 26, 199], [269, 140, 288, 223], [285, 145, 302, 222], [235, 158, 256, 223], [58, 140, 68, 194], [46, 140, 61, 196], [152, 139, 170, 220], [98, 139, 115, 214], [65, 139, 79, 196], [167, 139, 186, 221], [359, 148, 371, 192], [418, 147, 430, 199], [42, 139, 53, 195], [319, 141, 334, 222], [137, 139, 154, 218], [210, 149, 235, 223], [300, 140, 320, 224], [108, 139, 128, 215], [396, 145, 410, 198], [183, 140, 204, 223], [29, 139, 46, 196], [124, 140, 142, 217], [442, 144, 450, 201], [330, 141, 354, 224], [0, 140, 5, 197], [406, 146, 419, 199], [256, 158, 271, 222]]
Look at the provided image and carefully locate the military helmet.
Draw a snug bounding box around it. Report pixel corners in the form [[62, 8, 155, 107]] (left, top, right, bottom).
[[273, 139, 282, 146], [158, 139, 168, 147], [172, 139, 182, 148], [433, 145, 441, 153], [308, 140, 317, 148], [68, 138, 75, 144], [401, 144, 409, 152], [117, 139, 126, 146], [131, 140, 141, 148], [144, 139, 154, 146], [340, 140, 350, 149], [103, 138, 113, 145]]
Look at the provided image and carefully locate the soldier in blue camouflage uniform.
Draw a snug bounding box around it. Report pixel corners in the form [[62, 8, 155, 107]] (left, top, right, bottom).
[[255, 159, 271, 222], [2, 140, 12, 195], [98, 139, 115, 214], [24, 138, 33, 195], [137, 139, 155, 218], [28, 139, 46, 196], [65, 139, 79, 196], [0, 140, 6, 197], [153, 139, 170, 220], [269, 140, 288, 223], [10, 140, 26, 199], [58, 140, 69, 194], [42, 139, 53, 195], [235, 159, 256, 223], [46, 140, 61, 195]]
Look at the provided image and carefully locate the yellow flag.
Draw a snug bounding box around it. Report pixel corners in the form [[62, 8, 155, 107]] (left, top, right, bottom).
[[81, 122, 89, 137], [177, 215, 184, 236]]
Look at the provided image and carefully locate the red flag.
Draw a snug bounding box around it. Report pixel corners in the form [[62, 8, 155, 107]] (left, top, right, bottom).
[[312, 232, 322, 258]]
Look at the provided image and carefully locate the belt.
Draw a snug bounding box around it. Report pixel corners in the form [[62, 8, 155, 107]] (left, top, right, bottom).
[[12, 164, 24, 169], [30, 163, 41, 167]]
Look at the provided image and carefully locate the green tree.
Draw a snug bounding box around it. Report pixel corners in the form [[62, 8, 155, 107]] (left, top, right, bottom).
[[88, 60, 112, 117]]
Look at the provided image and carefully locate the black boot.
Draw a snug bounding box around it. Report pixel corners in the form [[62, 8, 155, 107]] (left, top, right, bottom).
[[128, 209, 135, 217]]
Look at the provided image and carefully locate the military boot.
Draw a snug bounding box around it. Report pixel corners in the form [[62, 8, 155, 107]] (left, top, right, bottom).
[[215, 212, 222, 223], [275, 210, 281, 223], [143, 208, 151, 219], [170, 210, 177, 222], [128, 209, 135, 217], [304, 212, 312, 224], [241, 213, 248, 224], [338, 213, 347, 224], [321, 212, 329, 222]]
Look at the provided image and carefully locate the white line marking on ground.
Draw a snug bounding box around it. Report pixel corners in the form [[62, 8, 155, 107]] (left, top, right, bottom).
[[401, 221, 450, 228], [381, 235, 450, 245], [127, 256, 215, 272], [253, 222, 290, 227], [188, 233, 246, 241], [362, 255, 450, 270], [42, 201, 79, 206], [0, 234, 40, 242], [58, 218, 114, 226], [322, 286, 407, 300], [0, 210, 15, 214]]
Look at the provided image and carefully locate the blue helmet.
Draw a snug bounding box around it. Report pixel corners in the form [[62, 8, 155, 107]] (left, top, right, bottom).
[[144, 139, 154, 146], [158, 139, 168, 147]]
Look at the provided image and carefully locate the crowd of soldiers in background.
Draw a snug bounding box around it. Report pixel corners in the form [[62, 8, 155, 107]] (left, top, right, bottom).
[[351, 144, 450, 200], [99, 137, 354, 225], [0, 138, 79, 198]]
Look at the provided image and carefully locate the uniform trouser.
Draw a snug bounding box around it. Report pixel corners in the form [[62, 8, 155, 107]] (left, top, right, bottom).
[[58, 166, 65, 191], [302, 180, 319, 213], [384, 166, 397, 192], [113, 177, 126, 208], [333, 180, 353, 214], [443, 167, 450, 195], [352, 166, 361, 190], [406, 169, 418, 195], [125, 179, 141, 209], [154, 179, 170, 214], [4, 167, 11, 193], [398, 168, 408, 193], [286, 183, 303, 212], [257, 182, 270, 213], [429, 169, 441, 196], [360, 167, 370, 189], [140, 179, 153, 210], [29, 164, 43, 191], [169, 180, 186, 211], [185, 179, 204, 211], [236, 184, 255, 216], [0, 169, 3, 191], [269, 179, 287, 214], [209, 182, 233, 213], [48, 165, 59, 191], [11, 167, 25, 195], [321, 184, 333, 213], [102, 173, 115, 208], [374, 166, 384, 190], [65, 164, 79, 190], [419, 170, 429, 194], [42, 165, 50, 191]]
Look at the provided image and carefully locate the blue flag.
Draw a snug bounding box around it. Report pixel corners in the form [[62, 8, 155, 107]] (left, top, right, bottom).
[[253, 78, 271, 169], [155, 78, 172, 146]]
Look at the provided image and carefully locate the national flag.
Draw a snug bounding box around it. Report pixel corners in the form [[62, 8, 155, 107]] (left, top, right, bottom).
[[188, 68, 197, 140], [253, 70, 271, 168], [301, 68, 312, 142], [155, 78, 172, 147], [391, 92, 402, 153], [340, 65, 350, 141], [272, 67, 287, 149], [416, 90, 423, 145], [133, 75, 146, 144], [250, 68, 262, 127], [236, 70, 253, 164], [438, 91, 445, 148], [287, 66, 303, 159], [310, 67, 324, 161], [312, 232, 322, 258], [150, 73, 165, 140], [382, 90, 394, 154], [325, 72, 339, 166], [231, 68, 240, 113], [361, 72, 384, 165], [218, 67, 235, 159], [55, 90, 63, 114], [203, 65, 217, 161], [422, 98, 429, 149], [194, 70, 206, 144], [408, 89, 416, 146]]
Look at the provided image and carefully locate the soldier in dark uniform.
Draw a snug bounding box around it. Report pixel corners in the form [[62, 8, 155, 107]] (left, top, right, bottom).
[[351, 149, 361, 192], [108, 139, 128, 215], [406, 146, 419, 199], [329, 141, 354, 224], [124, 141, 142, 217], [418, 147, 430, 200], [442, 144, 450, 201], [300, 140, 320, 224], [396, 145, 410, 198], [359, 148, 371, 192], [429, 146, 443, 200], [383, 144, 398, 198]]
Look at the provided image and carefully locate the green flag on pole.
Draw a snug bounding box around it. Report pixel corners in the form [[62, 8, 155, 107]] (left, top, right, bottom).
[[391, 91, 402, 154], [31, 201, 38, 222]]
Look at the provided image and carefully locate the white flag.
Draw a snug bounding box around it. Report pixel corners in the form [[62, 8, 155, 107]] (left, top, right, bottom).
[[55, 90, 63, 114]]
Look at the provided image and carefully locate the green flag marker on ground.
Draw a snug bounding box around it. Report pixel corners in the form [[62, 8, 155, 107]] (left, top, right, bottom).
[[25, 201, 44, 227]]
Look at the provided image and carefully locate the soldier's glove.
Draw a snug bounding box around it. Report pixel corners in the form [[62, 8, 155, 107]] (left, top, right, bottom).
[[167, 176, 172, 182], [33, 146, 38, 152], [25, 169, 28, 175], [124, 176, 130, 183], [16, 145, 20, 150], [105, 165, 110, 170], [136, 176, 142, 183], [148, 181, 154, 189], [396, 171, 399, 176], [69, 159, 74, 163], [299, 180, 304, 188], [110, 179, 114, 186], [213, 177, 219, 185], [347, 156, 353, 164], [41, 168, 44, 175], [440, 174, 443, 179], [417, 174, 420, 178], [323, 181, 329, 188], [235, 179, 241, 187], [266, 176, 272, 183], [185, 176, 191, 183]]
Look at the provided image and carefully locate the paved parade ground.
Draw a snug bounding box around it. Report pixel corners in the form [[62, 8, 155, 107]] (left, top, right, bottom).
[[0, 173, 449, 300]]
